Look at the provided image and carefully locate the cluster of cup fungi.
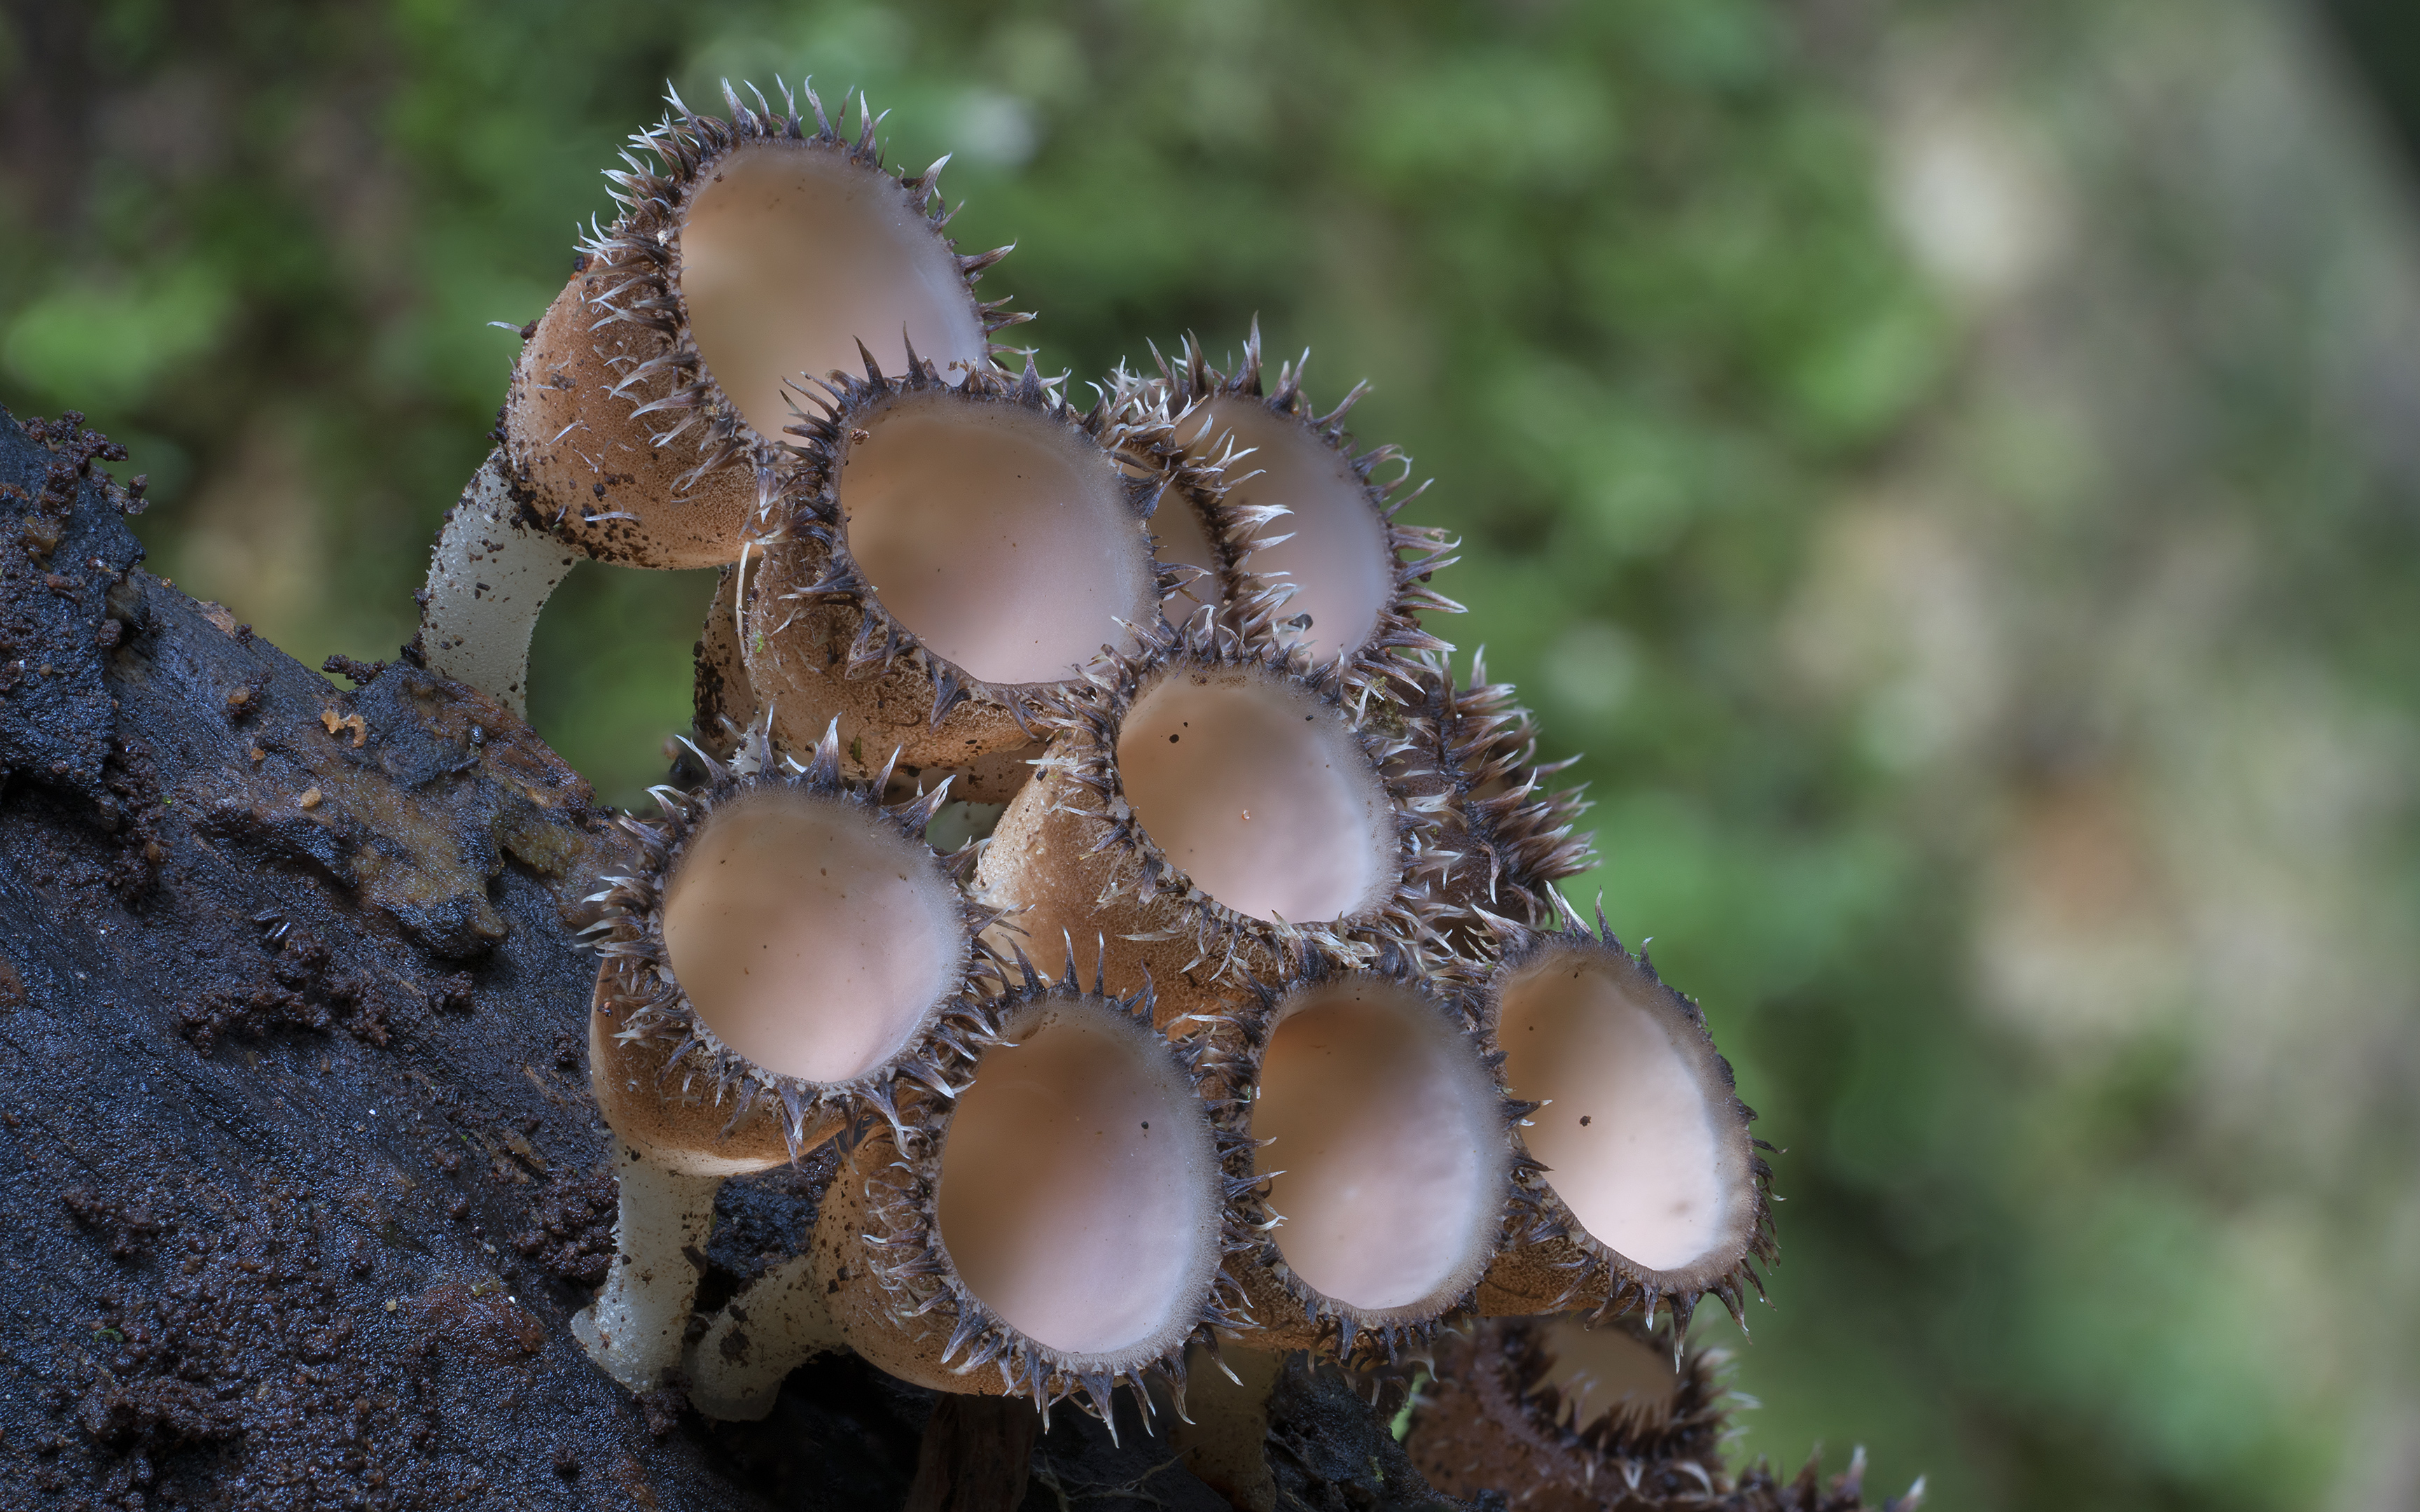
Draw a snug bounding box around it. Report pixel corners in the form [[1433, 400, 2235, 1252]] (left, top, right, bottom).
[[415, 79, 1924, 1512]]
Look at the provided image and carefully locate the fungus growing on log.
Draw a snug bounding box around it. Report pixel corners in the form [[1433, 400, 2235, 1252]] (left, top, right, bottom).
[[809, 958, 1253, 1425], [513, 80, 1017, 570], [1151, 326, 1461, 690], [971, 622, 1445, 1017], [1404, 1312, 1728, 1511], [1216, 951, 1519, 1364], [574, 722, 999, 1389], [419, 78, 1022, 709], [1477, 914, 1774, 1334], [744, 355, 1184, 799]]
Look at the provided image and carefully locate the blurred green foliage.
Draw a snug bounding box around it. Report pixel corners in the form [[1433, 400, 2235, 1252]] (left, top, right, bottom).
[[6, 3, 2405, 1510]]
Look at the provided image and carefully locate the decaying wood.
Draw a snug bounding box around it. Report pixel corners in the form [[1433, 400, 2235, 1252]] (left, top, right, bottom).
[[0, 406, 1464, 1511]]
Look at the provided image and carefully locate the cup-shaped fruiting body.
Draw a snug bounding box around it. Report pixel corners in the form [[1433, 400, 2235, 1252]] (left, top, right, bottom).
[[1152, 326, 1460, 692], [971, 622, 1448, 1023], [1213, 951, 1522, 1365], [573, 722, 1002, 1390], [589, 721, 1004, 1154], [1404, 1313, 1730, 1512], [1396, 651, 1595, 940], [745, 356, 1183, 799], [1475, 914, 1774, 1334], [504, 80, 1022, 572], [811, 960, 1255, 1424]]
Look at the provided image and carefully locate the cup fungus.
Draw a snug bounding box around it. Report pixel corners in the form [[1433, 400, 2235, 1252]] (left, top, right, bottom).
[[744, 355, 1185, 799], [421, 80, 1024, 712], [1403, 1313, 1730, 1512], [511, 80, 1017, 570], [1152, 327, 1461, 692], [380, 69, 1944, 1508], [574, 722, 1001, 1389], [971, 622, 1447, 1019], [1216, 952, 1520, 1364], [1475, 914, 1774, 1335], [809, 956, 1253, 1424]]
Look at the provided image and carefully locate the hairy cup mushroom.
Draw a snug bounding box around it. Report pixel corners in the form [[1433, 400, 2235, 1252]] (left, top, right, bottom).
[[1216, 950, 1520, 1365], [1404, 1312, 1729, 1512], [971, 622, 1447, 1020], [419, 79, 1022, 709], [1476, 913, 1774, 1335], [573, 722, 1000, 1389], [513, 80, 1017, 570], [1153, 325, 1460, 689], [808, 956, 1254, 1426], [744, 354, 1183, 799]]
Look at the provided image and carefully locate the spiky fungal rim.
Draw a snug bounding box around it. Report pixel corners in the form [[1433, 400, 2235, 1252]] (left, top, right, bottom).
[[588, 721, 1005, 1159], [1402, 649, 1597, 941], [1020, 618, 1454, 982], [1204, 944, 1539, 1369], [1480, 912, 1778, 1340], [847, 955, 1263, 1428], [1434, 1312, 1736, 1488], [574, 78, 1027, 503], [750, 347, 1216, 737], [1139, 323, 1464, 706]]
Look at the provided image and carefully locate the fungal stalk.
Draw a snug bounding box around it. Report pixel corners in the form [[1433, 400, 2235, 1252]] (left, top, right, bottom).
[[415, 449, 580, 717], [1477, 912, 1774, 1334], [575, 722, 999, 1390], [682, 1247, 851, 1421], [1168, 1342, 1286, 1512], [1153, 325, 1461, 693], [420, 79, 1024, 710], [1219, 951, 1519, 1365], [971, 622, 1447, 1021], [746, 354, 1190, 797], [812, 957, 1253, 1425]]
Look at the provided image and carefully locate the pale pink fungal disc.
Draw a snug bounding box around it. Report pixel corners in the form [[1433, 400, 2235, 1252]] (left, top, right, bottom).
[[1252, 979, 1505, 1311], [837, 395, 1153, 687], [680, 141, 992, 442], [660, 788, 966, 1084], [1180, 397, 1392, 664], [1115, 669, 1393, 925], [936, 1003, 1222, 1357], [1495, 953, 1750, 1275]]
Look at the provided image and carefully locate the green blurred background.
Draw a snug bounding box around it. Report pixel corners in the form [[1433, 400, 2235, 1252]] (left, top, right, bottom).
[[6, 1, 2419, 1507]]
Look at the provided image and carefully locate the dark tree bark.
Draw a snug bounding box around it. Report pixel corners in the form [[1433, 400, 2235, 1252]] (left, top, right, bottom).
[[0, 406, 1466, 1512]]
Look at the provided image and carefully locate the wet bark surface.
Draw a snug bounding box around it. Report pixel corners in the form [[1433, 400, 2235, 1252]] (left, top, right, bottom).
[[0, 406, 1463, 1511]]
